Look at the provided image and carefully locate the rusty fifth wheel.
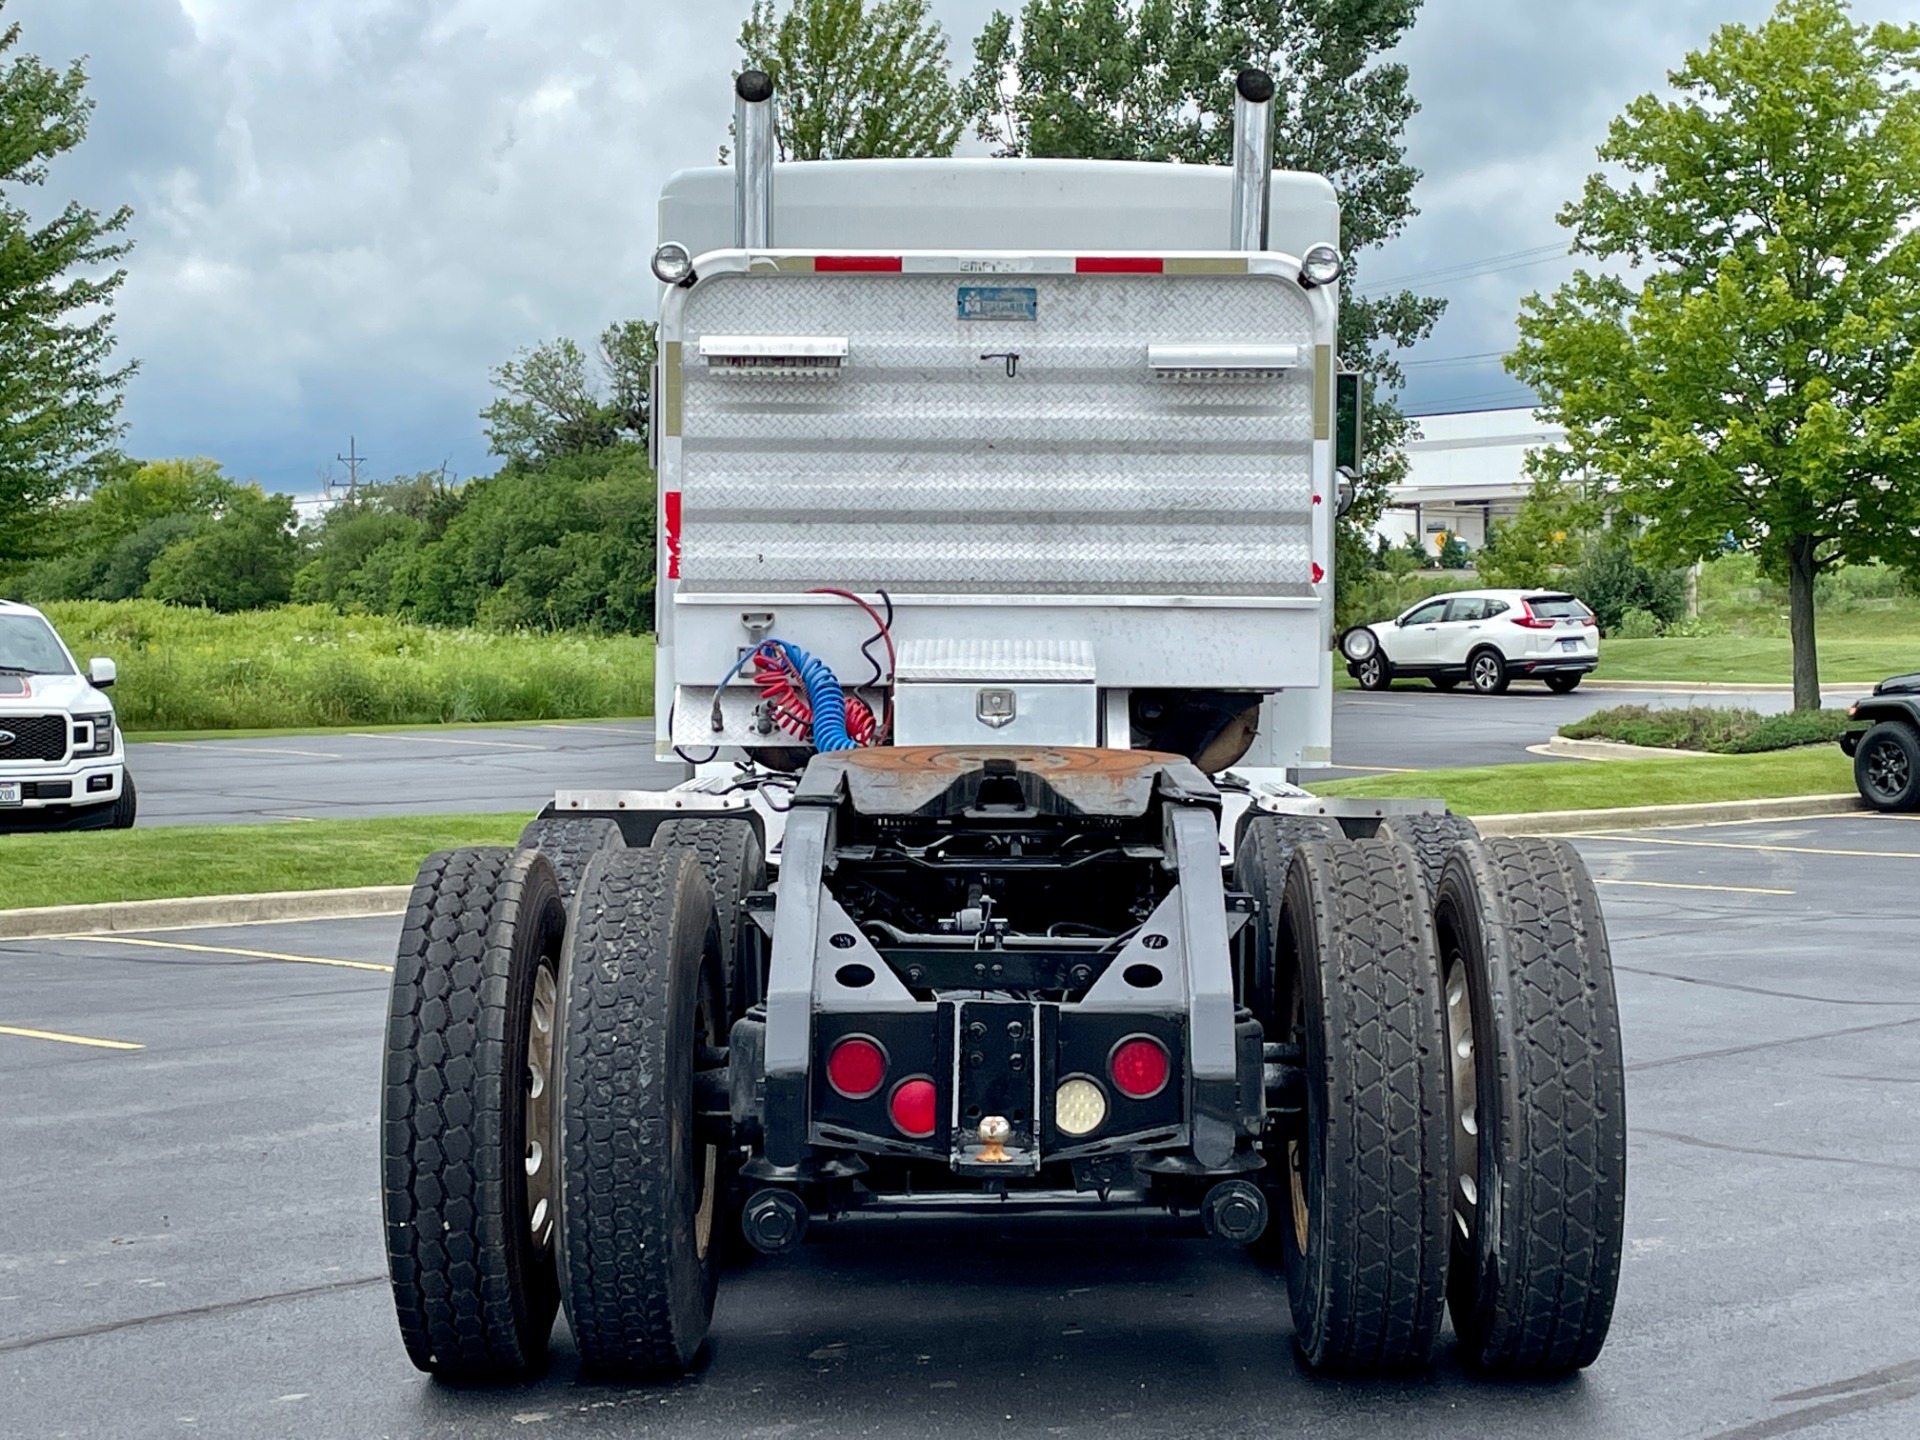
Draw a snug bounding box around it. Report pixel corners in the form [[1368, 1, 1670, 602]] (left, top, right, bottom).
[[381, 847, 567, 1381], [1431, 838, 1627, 1376]]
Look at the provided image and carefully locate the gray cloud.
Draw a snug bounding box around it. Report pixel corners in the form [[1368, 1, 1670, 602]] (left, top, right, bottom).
[[11, 0, 1910, 487]]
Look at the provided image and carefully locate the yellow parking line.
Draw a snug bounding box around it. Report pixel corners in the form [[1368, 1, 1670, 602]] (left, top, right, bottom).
[[0, 1024, 143, 1051], [65, 935, 392, 973], [1570, 834, 1920, 861], [1595, 878, 1794, 897]]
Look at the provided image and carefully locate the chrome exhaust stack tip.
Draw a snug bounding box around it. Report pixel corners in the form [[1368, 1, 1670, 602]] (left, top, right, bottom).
[[734, 69, 777, 250], [1230, 68, 1276, 253]]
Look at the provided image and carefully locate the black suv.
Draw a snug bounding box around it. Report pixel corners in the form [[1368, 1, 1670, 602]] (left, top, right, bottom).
[[1842, 673, 1920, 812]]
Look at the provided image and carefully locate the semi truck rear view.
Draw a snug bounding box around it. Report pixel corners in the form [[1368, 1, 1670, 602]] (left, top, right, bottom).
[[380, 69, 1627, 1384]]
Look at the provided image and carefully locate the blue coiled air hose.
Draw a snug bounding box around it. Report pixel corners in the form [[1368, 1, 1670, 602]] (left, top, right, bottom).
[[768, 640, 855, 752]]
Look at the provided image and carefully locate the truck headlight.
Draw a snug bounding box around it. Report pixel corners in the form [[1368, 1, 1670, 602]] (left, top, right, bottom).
[[74, 712, 115, 757], [652, 241, 694, 285]]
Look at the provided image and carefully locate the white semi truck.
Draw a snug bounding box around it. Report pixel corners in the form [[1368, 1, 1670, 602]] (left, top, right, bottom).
[[381, 70, 1626, 1386]]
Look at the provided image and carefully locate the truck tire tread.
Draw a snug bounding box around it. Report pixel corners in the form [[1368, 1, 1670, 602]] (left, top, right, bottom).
[[382, 846, 564, 1380], [652, 816, 765, 1019], [1280, 838, 1450, 1375], [517, 814, 626, 904], [1377, 813, 1480, 900], [1436, 837, 1626, 1375], [557, 846, 722, 1379]]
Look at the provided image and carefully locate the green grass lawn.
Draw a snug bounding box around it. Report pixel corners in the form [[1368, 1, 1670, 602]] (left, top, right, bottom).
[[0, 813, 529, 910], [39, 601, 656, 731], [1313, 746, 1854, 816], [1596, 635, 1916, 685]]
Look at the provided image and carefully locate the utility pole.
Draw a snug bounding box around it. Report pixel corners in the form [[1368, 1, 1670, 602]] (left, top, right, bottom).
[[336, 436, 368, 503]]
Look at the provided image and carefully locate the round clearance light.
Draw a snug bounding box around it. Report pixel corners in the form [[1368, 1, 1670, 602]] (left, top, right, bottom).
[[652, 241, 694, 285], [827, 1036, 887, 1100], [1300, 243, 1344, 288], [1054, 1077, 1108, 1137], [1110, 1035, 1171, 1100], [889, 1077, 938, 1139]]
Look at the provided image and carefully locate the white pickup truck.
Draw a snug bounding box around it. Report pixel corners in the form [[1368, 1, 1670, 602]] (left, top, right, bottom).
[[0, 600, 134, 830]]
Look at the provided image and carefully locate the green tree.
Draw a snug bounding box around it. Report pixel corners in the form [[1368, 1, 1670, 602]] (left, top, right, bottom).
[[86, 457, 231, 546], [144, 487, 299, 612], [0, 1, 135, 554], [963, 1, 1442, 599], [1508, 0, 1920, 710], [396, 447, 656, 634], [1476, 469, 1592, 589], [739, 0, 965, 160], [481, 323, 656, 466]]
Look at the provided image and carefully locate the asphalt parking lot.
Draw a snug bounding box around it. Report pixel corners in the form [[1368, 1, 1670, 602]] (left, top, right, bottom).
[[120, 686, 1867, 826], [3, 813, 1916, 1439]]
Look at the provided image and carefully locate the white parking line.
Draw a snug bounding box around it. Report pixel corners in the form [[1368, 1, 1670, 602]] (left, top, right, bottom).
[[0, 1024, 143, 1051], [68, 935, 392, 973], [147, 743, 343, 759], [1595, 878, 1794, 897], [345, 732, 548, 751], [1571, 834, 1920, 861]]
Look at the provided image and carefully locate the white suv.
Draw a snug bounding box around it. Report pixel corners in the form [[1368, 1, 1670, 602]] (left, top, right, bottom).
[[1339, 589, 1599, 695], [0, 600, 135, 829]]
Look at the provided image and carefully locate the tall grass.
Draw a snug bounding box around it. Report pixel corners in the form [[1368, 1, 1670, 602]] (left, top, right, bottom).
[[38, 601, 655, 731]]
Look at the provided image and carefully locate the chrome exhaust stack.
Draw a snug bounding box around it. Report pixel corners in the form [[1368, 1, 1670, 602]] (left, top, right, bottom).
[[1229, 69, 1275, 252], [734, 70, 777, 249]]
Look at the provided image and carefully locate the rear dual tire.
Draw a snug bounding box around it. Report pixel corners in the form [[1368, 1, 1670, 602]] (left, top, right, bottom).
[[382, 848, 567, 1381], [1245, 826, 1626, 1378], [557, 846, 727, 1379], [1433, 838, 1627, 1375], [1262, 837, 1453, 1375]]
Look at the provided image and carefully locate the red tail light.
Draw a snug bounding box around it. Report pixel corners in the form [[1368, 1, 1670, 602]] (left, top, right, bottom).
[[1109, 1036, 1171, 1099], [826, 1036, 887, 1100], [1512, 602, 1556, 631], [889, 1077, 937, 1138]]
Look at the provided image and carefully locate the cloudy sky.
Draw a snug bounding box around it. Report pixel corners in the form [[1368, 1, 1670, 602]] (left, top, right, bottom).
[[11, 0, 1914, 498]]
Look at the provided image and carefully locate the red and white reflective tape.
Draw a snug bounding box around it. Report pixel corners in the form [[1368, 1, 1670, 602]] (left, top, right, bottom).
[[663, 491, 683, 580]]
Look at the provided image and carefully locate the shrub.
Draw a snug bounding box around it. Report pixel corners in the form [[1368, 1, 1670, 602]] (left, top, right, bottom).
[[1614, 606, 1663, 639], [144, 488, 299, 612], [1560, 704, 1851, 754], [1566, 532, 1688, 632]]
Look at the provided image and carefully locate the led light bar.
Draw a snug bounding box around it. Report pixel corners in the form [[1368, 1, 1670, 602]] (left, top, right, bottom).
[[698, 334, 849, 377], [1148, 342, 1303, 381]]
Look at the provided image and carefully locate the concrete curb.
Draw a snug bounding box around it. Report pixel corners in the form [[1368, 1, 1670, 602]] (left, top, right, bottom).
[[1475, 793, 1865, 836], [1533, 736, 1714, 761], [0, 792, 1876, 937], [0, 886, 411, 942], [1582, 680, 1867, 694]]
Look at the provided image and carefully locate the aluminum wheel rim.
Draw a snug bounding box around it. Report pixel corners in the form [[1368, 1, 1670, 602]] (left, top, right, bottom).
[[1472, 655, 1500, 691], [1867, 739, 1911, 799], [1359, 657, 1384, 688], [525, 960, 557, 1253], [1443, 948, 1480, 1252]]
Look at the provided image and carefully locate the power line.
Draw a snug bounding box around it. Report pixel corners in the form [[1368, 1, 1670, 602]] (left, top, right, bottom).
[[1400, 350, 1512, 370], [1358, 243, 1570, 295]]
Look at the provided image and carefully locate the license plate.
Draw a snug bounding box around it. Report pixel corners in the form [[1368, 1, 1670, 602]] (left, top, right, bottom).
[[1560, 639, 1579, 651], [0, 782, 20, 806]]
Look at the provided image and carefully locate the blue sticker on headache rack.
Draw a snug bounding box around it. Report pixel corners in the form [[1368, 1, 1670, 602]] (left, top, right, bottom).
[[957, 286, 1038, 322]]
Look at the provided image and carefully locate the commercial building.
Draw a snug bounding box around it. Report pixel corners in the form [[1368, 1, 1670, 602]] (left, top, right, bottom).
[[1374, 406, 1565, 556]]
